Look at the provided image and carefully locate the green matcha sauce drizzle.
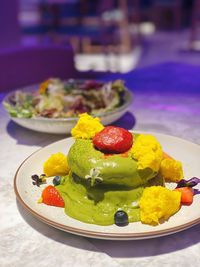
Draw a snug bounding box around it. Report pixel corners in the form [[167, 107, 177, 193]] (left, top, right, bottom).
[[57, 173, 142, 225]]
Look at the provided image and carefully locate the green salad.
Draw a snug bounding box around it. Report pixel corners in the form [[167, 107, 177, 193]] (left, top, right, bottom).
[[4, 79, 127, 119]]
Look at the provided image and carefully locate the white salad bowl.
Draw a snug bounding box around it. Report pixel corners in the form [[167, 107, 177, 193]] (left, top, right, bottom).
[[3, 83, 133, 134]]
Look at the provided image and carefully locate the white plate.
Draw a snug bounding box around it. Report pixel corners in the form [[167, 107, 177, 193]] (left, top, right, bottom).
[[4, 84, 133, 134], [14, 132, 200, 240]]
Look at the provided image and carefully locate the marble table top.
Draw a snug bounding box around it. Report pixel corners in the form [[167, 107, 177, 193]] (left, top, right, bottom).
[[0, 90, 200, 267]]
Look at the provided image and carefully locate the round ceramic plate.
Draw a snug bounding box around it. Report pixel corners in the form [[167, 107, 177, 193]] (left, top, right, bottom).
[[14, 132, 200, 240], [4, 83, 133, 134]]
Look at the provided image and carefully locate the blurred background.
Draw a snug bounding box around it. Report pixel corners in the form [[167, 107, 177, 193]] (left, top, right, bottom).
[[1, 0, 200, 74]]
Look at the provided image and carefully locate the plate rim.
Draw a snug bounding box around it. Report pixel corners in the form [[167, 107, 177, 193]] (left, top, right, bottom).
[[14, 132, 200, 240]]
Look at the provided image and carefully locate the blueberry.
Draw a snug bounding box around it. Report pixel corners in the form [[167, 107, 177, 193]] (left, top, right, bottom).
[[114, 210, 129, 226], [53, 176, 61, 186]]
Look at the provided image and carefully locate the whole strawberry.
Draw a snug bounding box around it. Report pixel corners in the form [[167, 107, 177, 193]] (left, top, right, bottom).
[[41, 185, 65, 207], [93, 126, 133, 153]]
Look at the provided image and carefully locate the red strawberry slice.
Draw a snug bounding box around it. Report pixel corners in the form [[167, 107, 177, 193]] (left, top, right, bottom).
[[175, 187, 194, 205], [93, 126, 133, 153], [41, 185, 65, 207]]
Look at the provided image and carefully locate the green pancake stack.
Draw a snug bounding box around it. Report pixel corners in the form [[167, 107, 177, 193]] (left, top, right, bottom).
[[57, 137, 164, 225]]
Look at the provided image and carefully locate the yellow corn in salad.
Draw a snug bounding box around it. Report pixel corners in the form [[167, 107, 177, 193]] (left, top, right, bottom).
[[43, 152, 70, 177], [131, 134, 163, 172], [160, 158, 183, 182], [71, 113, 104, 139], [38, 79, 50, 94], [139, 186, 181, 225]]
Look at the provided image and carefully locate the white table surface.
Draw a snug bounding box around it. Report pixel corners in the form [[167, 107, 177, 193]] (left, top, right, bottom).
[[1, 91, 200, 267]]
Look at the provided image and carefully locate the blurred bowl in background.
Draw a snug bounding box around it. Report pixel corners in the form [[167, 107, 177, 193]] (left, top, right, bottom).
[[3, 81, 133, 134]]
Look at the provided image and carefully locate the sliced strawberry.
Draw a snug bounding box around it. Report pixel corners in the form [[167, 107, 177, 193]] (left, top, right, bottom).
[[175, 187, 194, 205], [93, 126, 133, 153], [41, 185, 65, 207]]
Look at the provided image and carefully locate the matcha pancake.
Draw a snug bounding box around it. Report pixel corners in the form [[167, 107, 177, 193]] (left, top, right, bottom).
[[68, 138, 157, 187], [57, 173, 164, 225]]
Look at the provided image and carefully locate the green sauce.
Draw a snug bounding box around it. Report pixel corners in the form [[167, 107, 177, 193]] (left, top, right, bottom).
[[57, 174, 142, 225]]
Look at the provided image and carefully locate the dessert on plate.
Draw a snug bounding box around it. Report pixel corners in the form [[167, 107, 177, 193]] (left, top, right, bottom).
[[34, 114, 199, 226]]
